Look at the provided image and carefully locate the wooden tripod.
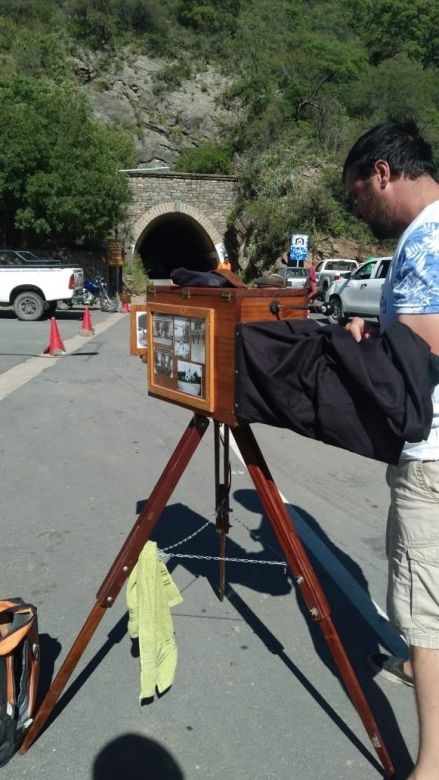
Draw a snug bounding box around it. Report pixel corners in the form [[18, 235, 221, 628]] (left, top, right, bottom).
[[20, 414, 395, 778]]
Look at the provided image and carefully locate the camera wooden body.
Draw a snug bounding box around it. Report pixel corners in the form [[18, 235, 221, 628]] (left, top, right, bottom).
[[146, 285, 307, 426]]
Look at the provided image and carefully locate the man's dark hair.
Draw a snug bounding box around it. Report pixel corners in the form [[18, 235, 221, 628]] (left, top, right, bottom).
[[343, 120, 436, 182]]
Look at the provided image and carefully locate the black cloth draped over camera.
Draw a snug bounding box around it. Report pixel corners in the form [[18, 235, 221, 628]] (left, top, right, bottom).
[[235, 319, 434, 464]]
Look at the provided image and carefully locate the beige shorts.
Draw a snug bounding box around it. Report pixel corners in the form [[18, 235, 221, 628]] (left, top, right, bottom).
[[386, 459, 439, 648]]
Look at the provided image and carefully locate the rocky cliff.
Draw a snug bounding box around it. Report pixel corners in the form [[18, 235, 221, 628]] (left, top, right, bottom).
[[73, 48, 236, 167], [72, 49, 387, 269]]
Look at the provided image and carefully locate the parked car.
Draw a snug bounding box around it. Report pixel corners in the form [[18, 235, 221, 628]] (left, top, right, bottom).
[[0, 249, 61, 266], [275, 266, 309, 289], [325, 256, 392, 324], [315, 258, 359, 298]]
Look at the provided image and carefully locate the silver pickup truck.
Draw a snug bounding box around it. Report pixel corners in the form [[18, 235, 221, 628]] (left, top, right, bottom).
[[325, 256, 392, 323], [316, 258, 359, 298]]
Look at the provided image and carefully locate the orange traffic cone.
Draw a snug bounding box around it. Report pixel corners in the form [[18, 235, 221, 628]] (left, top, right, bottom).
[[80, 306, 94, 336], [43, 317, 66, 356], [121, 301, 130, 313]]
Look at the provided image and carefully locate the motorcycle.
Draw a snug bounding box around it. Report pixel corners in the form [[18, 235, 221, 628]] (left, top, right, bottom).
[[59, 275, 118, 312]]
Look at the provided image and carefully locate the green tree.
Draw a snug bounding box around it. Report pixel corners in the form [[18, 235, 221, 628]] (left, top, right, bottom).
[[347, 0, 439, 67], [67, 0, 115, 48], [0, 79, 136, 246], [178, 0, 240, 34], [175, 141, 233, 174]]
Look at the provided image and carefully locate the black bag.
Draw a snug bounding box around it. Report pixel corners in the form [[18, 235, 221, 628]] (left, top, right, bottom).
[[170, 267, 246, 288], [0, 599, 40, 767], [170, 268, 231, 287]]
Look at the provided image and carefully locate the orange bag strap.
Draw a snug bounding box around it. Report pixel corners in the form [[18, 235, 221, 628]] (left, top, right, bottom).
[[0, 603, 36, 656]]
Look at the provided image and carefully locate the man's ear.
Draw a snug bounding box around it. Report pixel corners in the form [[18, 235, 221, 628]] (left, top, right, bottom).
[[374, 159, 391, 188]]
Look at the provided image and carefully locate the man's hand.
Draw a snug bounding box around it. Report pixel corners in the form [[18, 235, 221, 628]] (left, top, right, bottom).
[[345, 317, 379, 341]]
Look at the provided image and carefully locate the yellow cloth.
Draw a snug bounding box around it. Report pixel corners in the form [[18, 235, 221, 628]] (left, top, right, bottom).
[[126, 541, 183, 700]]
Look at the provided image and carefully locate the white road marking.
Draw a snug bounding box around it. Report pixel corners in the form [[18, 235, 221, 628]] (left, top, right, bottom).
[[228, 432, 408, 656], [0, 314, 125, 402]]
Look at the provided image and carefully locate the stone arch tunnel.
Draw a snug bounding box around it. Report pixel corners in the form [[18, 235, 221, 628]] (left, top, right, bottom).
[[136, 211, 219, 279], [123, 171, 239, 279]]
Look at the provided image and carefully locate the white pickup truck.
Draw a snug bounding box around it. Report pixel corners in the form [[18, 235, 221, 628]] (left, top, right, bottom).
[[0, 249, 83, 320], [316, 258, 359, 298], [325, 256, 392, 323]]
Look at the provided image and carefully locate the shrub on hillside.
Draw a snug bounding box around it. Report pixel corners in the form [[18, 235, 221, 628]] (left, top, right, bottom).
[[175, 142, 233, 174]]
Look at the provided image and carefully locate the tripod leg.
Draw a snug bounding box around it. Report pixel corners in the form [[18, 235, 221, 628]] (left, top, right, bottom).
[[20, 413, 210, 754], [232, 424, 395, 779]]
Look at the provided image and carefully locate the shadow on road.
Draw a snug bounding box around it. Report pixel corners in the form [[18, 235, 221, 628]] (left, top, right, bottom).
[[150, 495, 412, 777], [35, 491, 412, 776], [36, 612, 129, 738], [0, 310, 84, 321], [232, 488, 413, 778], [92, 733, 185, 779]]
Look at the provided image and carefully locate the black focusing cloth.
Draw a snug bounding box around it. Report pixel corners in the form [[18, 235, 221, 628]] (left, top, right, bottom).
[[235, 319, 433, 464]]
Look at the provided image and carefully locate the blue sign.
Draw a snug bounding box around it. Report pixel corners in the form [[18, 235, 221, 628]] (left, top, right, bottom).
[[290, 233, 309, 263]]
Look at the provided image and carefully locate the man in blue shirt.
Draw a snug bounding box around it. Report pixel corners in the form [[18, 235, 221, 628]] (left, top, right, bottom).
[[343, 120, 439, 780]]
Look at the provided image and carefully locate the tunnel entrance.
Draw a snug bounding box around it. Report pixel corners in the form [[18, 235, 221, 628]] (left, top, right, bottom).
[[138, 213, 218, 279]]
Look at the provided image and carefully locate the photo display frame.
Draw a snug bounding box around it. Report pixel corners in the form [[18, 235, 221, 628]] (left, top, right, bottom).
[[147, 302, 214, 412], [130, 304, 148, 356]]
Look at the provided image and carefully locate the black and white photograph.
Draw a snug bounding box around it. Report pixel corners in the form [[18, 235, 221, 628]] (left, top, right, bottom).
[[153, 313, 173, 346], [174, 317, 191, 359], [136, 311, 147, 349], [147, 303, 212, 411], [130, 304, 148, 356], [154, 348, 173, 377], [190, 318, 206, 363], [177, 360, 202, 397]]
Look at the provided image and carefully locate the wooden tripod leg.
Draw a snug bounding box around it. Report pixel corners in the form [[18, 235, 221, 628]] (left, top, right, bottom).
[[20, 414, 210, 754], [232, 424, 395, 779]]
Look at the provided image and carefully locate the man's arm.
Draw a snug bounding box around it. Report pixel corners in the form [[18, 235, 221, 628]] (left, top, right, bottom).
[[398, 313, 439, 354]]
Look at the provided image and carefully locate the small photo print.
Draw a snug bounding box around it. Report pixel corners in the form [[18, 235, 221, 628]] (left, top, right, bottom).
[[190, 318, 206, 364], [153, 314, 173, 346], [154, 349, 173, 377], [136, 312, 147, 349], [174, 317, 191, 359], [177, 360, 202, 397]]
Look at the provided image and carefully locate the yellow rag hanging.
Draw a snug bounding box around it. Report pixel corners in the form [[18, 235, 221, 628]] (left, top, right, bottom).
[[126, 541, 183, 700]]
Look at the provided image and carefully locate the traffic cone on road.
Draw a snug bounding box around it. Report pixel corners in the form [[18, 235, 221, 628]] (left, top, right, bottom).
[[43, 317, 66, 356], [80, 306, 95, 336]]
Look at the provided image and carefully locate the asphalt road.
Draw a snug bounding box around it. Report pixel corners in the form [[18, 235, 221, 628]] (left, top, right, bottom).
[[0, 308, 417, 780]]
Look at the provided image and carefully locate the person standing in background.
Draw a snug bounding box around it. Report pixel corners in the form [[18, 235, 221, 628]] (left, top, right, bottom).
[[307, 257, 319, 303]]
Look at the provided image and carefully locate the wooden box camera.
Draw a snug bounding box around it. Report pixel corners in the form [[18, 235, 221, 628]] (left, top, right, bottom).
[[146, 285, 307, 426]]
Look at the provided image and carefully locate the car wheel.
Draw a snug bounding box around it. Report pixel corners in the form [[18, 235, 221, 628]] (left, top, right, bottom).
[[100, 298, 118, 313], [328, 295, 344, 324], [14, 291, 46, 321]]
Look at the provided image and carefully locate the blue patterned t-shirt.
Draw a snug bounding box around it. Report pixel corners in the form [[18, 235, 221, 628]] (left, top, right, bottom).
[[380, 200, 439, 459]]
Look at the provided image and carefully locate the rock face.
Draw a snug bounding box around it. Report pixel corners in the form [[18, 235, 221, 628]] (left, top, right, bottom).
[[73, 49, 237, 167], [71, 49, 386, 272]]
